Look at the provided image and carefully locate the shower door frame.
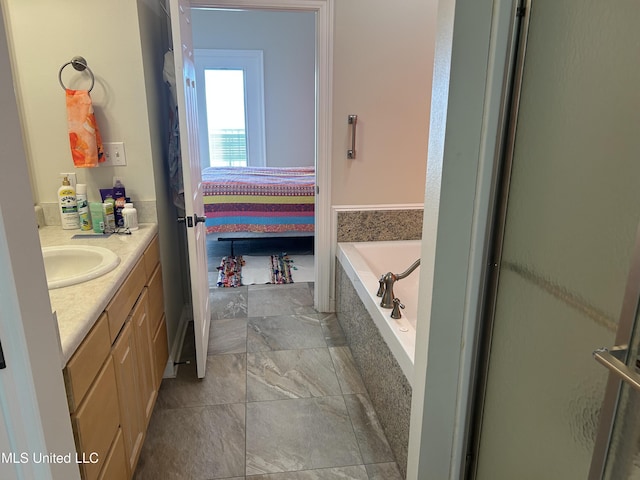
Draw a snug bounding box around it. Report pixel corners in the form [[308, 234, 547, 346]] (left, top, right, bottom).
[[464, 0, 640, 477], [462, 0, 531, 476]]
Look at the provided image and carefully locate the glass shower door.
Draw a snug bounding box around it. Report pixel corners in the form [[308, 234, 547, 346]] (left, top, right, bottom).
[[471, 0, 640, 478]]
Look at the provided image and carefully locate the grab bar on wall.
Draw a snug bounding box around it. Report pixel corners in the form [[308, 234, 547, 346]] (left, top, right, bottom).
[[347, 114, 358, 159]]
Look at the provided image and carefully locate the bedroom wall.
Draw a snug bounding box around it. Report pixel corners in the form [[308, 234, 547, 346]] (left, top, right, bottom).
[[191, 9, 315, 168]]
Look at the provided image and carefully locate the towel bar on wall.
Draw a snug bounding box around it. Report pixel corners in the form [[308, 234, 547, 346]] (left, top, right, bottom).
[[58, 56, 95, 92]]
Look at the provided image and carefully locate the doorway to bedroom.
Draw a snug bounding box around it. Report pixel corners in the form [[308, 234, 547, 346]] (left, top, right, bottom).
[[191, 7, 318, 291]]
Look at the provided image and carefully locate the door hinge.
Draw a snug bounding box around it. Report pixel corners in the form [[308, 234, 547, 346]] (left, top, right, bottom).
[[178, 215, 206, 228], [177, 216, 194, 227]]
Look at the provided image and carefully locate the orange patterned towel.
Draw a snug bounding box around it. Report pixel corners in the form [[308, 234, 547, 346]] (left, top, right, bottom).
[[65, 89, 104, 167]]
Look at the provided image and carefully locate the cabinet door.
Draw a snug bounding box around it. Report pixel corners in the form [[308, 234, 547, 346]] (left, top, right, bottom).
[[97, 427, 128, 480], [72, 356, 120, 480], [132, 289, 156, 427], [152, 315, 169, 388], [147, 264, 164, 336], [112, 321, 144, 476]]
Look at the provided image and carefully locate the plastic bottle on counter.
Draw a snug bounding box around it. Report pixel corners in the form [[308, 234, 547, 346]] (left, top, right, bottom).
[[122, 202, 139, 231], [90, 202, 105, 233], [102, 200, 116, 233], [113, 177, 126, 228], [57, 176, 79, 230], [76, 183, 92, 231]]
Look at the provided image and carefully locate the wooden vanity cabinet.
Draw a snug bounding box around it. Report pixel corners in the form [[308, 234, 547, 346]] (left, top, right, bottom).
[[64, 235, 168, 480]]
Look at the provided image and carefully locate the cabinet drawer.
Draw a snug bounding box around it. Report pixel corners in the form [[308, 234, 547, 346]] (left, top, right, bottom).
[[105, 258, 146, 343], [64, 313, 110, 411], [152, 315, 169, 388], [147, 264, 164, 335], [73, 356, 120, 480], [97, 427, 128, 480], [143, 236, 160, 282]]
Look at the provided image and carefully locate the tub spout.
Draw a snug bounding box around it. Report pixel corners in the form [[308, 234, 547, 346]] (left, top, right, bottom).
[[379, 258, 421, 309]]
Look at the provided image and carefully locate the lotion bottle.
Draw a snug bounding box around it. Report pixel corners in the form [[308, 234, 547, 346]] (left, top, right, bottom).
[[58, 176, 79, 229]]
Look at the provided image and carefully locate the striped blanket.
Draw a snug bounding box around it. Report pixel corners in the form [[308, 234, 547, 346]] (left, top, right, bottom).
[[203, 166, 315, 234]]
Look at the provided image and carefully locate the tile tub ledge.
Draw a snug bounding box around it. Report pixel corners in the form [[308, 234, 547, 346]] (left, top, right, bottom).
[[38, 224, 158, 366]]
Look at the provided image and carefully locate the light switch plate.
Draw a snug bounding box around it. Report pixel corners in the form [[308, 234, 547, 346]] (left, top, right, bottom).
[[103, 142, 127, 166]]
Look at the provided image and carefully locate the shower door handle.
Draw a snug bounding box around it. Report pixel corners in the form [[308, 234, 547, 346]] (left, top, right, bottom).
[[593, 346, 640, 392]]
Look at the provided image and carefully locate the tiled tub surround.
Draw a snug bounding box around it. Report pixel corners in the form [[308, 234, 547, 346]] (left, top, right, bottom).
[[336, 241, 421, 477], [38, 224, 158, 364], [336, 208, 423, 242], [337, 241, 421, 379]]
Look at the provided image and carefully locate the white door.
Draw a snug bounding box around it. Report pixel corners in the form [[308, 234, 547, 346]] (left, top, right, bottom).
[[169, 0, 211, 378]]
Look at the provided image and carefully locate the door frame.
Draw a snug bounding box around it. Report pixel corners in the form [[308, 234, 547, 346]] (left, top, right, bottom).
[[191, 0, 334, 312], [406, 0, 525, 478], [0, 5, 80, 477], [463, 0, 530, 477]]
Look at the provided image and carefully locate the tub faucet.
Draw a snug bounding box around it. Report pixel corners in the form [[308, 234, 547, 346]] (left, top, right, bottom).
[[378, 258, 421, 308], [391, 298, 405, 319]]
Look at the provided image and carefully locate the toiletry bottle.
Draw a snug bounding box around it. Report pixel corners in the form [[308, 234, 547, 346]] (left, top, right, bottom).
[[113, 177, 126, 228], [76, 183, 92, 231], [90, 202, 105, 233], [122, 202, 139, 231], [58, 176, 79, 230], [104, 193, 116, 220], [102, 201, 116, 233]]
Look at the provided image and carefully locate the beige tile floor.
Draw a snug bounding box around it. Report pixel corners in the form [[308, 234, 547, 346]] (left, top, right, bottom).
[[135, 236, 402, 479]]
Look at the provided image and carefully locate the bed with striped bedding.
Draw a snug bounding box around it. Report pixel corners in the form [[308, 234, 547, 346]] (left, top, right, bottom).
[[202, 166, 315, 235]]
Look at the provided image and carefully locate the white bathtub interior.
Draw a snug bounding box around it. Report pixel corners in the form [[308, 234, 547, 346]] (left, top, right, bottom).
[[337, 240, 421, 382]]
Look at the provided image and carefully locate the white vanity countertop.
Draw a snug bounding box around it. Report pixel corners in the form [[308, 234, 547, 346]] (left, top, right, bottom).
[[38, 224, 158, 366]]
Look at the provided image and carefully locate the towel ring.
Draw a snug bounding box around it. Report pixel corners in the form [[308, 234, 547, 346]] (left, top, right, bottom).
[[58, 56, 95, 92]]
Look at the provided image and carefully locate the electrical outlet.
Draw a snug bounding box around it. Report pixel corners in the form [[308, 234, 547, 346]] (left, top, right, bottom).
[[103, 142, 127, 166]]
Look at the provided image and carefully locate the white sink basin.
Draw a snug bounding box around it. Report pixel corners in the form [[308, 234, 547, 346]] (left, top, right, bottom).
[[42, 245, 120, 289]]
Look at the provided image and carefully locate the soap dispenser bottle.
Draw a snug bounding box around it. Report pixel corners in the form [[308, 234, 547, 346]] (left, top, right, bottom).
[[58, 176, 79, 230]]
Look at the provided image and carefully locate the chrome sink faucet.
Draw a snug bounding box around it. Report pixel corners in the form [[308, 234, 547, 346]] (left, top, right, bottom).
[[377, 258, 421, 308]]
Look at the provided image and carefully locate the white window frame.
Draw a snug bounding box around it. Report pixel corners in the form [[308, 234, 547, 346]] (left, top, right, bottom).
[[194, 49, 266, 167]]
